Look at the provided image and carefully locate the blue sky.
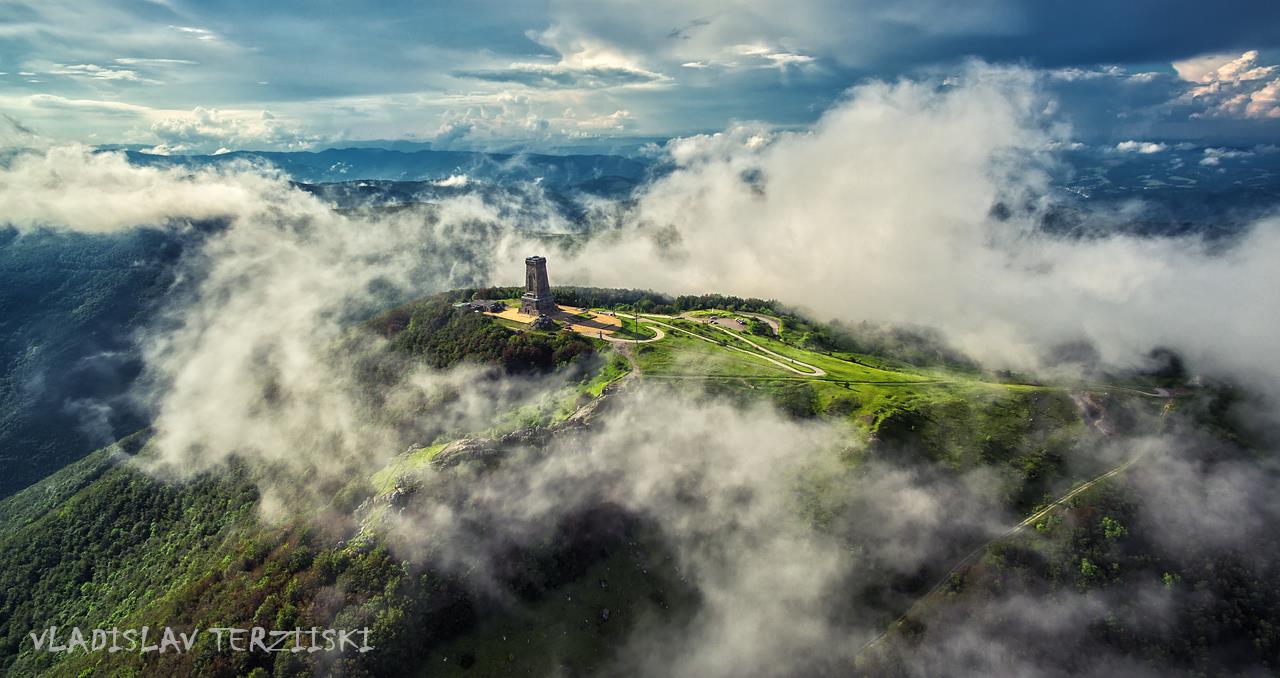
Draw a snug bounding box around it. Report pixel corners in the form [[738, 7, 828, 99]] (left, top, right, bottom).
[[1, 0, 1277, 153]]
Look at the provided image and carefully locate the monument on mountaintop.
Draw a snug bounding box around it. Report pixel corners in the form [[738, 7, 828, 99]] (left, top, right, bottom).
[[520, 255, 558, 316]]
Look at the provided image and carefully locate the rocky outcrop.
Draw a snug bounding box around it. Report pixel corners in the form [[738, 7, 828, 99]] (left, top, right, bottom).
[[430, 379, 625, 469]]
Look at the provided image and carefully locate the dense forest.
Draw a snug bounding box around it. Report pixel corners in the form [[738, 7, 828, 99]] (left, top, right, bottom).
[[0, 227, 184, 498], [864, 433, 1280, 675], [371, 297, 596, 375]]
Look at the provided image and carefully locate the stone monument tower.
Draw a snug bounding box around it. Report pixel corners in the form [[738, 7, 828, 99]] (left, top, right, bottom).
[[520, 255, 558, 316]]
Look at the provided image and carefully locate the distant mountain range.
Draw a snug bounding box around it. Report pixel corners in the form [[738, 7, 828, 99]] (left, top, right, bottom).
[[122, 147, 655, 189], [99, 136, 675, 157], [104, 143, 1280, 235], [1032, 145, 1280, 240]]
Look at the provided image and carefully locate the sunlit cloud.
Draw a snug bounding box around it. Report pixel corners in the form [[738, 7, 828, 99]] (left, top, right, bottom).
[[1114, 140, 1167, 153], [1175, 50, 1280, 119], [168, 25, 218, 41]]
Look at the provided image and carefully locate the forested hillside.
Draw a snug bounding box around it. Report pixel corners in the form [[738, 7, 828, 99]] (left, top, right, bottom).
[[0, 227, 182, 498], [5, 291, 1267, 677]]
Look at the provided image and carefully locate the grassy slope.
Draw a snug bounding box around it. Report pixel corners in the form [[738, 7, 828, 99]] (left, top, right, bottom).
[[609, 316, 657, 341], [0, 300, 1157, 677]]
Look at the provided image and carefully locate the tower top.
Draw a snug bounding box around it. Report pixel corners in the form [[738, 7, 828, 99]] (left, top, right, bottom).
[[520, 255, 556, 316]]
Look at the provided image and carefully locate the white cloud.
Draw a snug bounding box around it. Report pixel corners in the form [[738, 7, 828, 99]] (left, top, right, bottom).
[[48, 63, 157, 83], [1114, 140, 1167, 154], [710, 43, 818, 71], [114, 57, 198, 66], [430, 92, 636, 147], [566, 108, 635, 131], [2, 97, 320, 153], [1246, 77, 1280, 119], [763, 51, 815, 68], [168, 25, 217, 41], [1049, 65, 1161, 84], [539, 0, 1011, 77], [433, 173, 470, 187], [148, 107, 318, 153], [556, 64, 1280, 395], [454, 61, 665, 89], [1173, 50, 1277, 84], [1199, 147, 1253, 166], [0, 145, 282, 231], [1174, 50, 1280, 119], [455, 25, 669, 91], [24, 94, 155, 116]]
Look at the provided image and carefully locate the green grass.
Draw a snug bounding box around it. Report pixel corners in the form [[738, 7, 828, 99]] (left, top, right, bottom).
[[609, 316, 657, 340], [724, 326, 942, 383], [372, 442, 449, 495], [632, 331, 794, 378], [685, 309, 739, 319], [663, 317, 760, 351], [367, 351, 631, 504], [482, 354, 627, 434], [636, 313, 962, 388], [584, 351, 632, 396], [621, 310, 1107, 483]]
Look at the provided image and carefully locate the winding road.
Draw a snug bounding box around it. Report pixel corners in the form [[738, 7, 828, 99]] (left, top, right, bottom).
[[639, 314, 826, 376], [599, 322, 665, 344], [704, 322, 827, 376]]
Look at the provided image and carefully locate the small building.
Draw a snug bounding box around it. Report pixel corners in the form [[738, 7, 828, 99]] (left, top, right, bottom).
[[461, 300, 506, 313]]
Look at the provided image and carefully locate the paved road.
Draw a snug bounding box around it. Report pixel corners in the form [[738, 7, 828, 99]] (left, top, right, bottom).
[[739, 311, 782, 335], [702, 321, 826, 376], [639, 315, 826, 376], [599, 322, 665, 344]]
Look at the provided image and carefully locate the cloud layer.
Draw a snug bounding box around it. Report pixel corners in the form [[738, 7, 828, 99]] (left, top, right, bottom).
[[3, 59, 1280, 676], [4, 0, 1279, 149], [556, 65, 1280, 391]]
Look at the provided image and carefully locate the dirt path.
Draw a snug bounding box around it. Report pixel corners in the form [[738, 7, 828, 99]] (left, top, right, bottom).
[[855, 398, 1174, 659]]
